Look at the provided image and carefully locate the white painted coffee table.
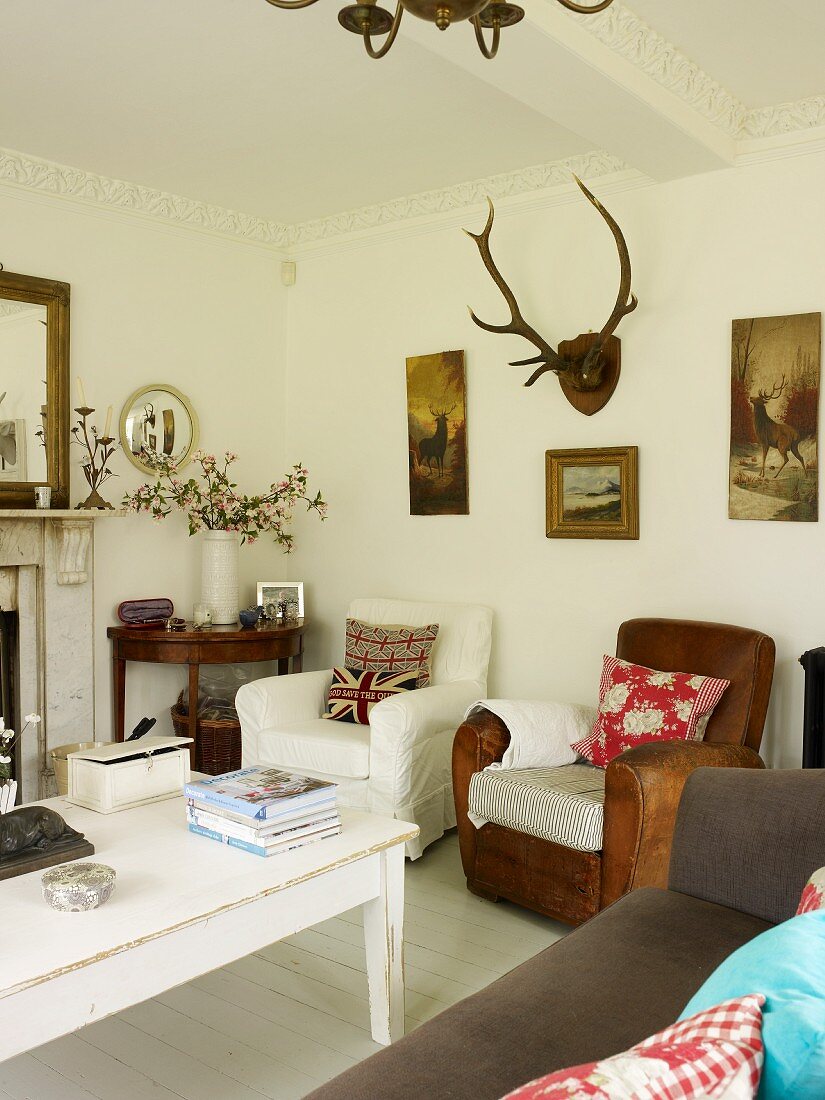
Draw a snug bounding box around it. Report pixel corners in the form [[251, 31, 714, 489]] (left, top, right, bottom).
[[0, 795, 418, 1062]]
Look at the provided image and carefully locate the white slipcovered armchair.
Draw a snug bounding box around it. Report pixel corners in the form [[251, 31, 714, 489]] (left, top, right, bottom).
[[236, 598, 493, 858]]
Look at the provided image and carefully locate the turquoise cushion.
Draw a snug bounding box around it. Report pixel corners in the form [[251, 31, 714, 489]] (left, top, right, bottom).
[[680, 910, 825, 1099]]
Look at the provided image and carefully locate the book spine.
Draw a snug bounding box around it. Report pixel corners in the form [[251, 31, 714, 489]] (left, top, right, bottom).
[[188, 822, 335, 858], [187, 807, 262, 842], [188, 806, 341, 845], [185, 796, 336, 829], [187, 822, 268, 856], [182, 784, 265, 818]]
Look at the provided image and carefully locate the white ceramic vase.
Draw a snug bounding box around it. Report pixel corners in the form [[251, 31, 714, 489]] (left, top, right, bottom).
[[0, 780, 18, 814], [200, 530, 240, 625]]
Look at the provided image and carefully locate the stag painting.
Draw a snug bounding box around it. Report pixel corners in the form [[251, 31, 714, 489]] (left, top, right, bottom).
[[729, 312, 820, 522], [406, 350, 468, 516]]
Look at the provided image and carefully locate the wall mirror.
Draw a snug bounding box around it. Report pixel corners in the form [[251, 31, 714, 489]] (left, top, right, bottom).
[[120, 384, 199, 473], [0, 270, 70, 509]]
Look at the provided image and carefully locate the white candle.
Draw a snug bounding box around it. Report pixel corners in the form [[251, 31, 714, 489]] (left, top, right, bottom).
[[77, 377, 88, 408], [104, 405, 112, 438]]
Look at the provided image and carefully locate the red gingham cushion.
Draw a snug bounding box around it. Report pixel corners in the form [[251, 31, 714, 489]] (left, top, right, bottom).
[[344, 618, 438, 688], [501, 994, 765, 1100], [323, 667, 418, 725], [572, 655, 730, 769], [797, 867, 825, 915]]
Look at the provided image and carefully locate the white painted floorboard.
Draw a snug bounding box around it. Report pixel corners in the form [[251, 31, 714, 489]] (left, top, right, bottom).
[[5, 831, 566, 1099]]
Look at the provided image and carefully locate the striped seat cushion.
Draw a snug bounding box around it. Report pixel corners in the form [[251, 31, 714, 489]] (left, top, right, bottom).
[[468, 764, 606, 853]]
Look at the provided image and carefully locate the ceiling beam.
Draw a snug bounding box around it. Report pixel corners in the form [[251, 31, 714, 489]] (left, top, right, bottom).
[[396, 2, 737, 180]]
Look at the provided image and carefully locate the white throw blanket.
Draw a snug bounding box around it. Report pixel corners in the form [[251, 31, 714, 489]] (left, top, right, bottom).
[[463, 699, 598, 830], [464, 698, 598, 770]]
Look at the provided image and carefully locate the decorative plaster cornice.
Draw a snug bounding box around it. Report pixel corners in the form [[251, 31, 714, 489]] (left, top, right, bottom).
[[285, 150, 630, 247], [567, 4, 746, 137], [0, 147, 289, 249], [742, 95, 825, 140], [570, 4, 825, 144]]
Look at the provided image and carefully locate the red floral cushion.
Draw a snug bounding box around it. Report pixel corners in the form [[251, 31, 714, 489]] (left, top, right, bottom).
[[797, 868, 825, 915], [572, 655, 730, 769], [323, 667, 419, 725], [502, 995, 764, 1100], [344, 618, 438, 688]]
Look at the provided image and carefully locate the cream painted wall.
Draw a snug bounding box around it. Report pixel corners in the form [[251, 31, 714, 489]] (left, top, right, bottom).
[[285, 150, 825, 769], [0, 189, 290, 742]]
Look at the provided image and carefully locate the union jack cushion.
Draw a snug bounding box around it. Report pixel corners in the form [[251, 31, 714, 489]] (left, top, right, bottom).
[[797, 867, 825, 914], [502, 994, 765, 1100], [323, 667, 419, 725], [572, 655, 730, 769], [344, 618, 439, 688]]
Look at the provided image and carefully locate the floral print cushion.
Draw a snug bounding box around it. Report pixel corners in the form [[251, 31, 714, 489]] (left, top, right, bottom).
[[797, 868, 825, 915], [571, 655, 730, 769], [501, 995, 764, 1100]]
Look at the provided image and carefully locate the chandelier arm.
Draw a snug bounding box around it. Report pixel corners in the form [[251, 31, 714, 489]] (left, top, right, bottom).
[[362, 1, 404, 58], [554, 0, 614, 12], [263, 0, 321, 8], [472, 15, 501, 59]]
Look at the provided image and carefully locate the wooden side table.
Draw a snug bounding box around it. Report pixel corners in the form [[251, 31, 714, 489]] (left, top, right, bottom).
[[106, 621, 306, 764]]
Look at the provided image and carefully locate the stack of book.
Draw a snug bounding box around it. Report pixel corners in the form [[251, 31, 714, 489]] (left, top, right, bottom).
[[184, 766, 339, 857]]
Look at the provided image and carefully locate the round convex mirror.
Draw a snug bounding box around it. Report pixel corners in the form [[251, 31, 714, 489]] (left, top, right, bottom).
[[120, 384, 199, 473]]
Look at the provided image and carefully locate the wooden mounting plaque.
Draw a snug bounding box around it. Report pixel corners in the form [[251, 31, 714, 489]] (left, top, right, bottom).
[[557, 333, 621, 416], [0, 837, 94, 882]]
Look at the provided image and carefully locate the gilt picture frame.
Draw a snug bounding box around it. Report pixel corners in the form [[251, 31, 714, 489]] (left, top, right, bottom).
[[546, 446, 638, 540]]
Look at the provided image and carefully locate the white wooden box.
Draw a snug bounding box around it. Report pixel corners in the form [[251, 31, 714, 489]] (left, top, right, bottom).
[[67, 736, 193, 814]]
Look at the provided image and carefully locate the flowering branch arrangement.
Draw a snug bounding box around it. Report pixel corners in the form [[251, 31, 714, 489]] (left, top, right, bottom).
[[0, 713, 41, 782], [122, 450, 327, 548]]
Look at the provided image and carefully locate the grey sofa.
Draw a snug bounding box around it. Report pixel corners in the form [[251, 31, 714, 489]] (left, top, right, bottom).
[[307, 768, 825, 1100]]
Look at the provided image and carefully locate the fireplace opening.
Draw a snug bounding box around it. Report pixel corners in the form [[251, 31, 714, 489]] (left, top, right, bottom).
[[0, 610, 18, 786]]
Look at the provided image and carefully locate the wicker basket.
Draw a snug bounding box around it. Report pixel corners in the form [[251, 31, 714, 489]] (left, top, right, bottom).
[[171, 694, 241, 776]]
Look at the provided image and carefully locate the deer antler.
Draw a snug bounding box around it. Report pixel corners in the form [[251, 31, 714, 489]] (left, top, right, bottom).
[[465, 181, 637, 393], [465, 198, 565, 387], [759, 375, 787, 402], [572, 175, 638, 369]]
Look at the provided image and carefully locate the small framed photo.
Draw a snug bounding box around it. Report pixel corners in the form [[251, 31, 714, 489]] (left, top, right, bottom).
[[546, 446, 638, 540], [256, 581, 305, 621]]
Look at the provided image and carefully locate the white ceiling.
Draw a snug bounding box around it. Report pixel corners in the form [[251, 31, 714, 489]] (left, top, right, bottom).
[[627, 0, 825, 108], [1, 1, 823, 225]]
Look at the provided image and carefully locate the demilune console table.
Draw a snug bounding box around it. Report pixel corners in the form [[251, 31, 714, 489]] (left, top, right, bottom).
[[106, 621, 306, 762]]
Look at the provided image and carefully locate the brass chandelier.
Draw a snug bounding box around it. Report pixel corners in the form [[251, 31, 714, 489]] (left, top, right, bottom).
[[263, 0, 614, 60]]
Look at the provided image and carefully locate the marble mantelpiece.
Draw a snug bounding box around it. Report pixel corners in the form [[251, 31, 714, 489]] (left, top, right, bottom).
[[0, 510, 124, 800]]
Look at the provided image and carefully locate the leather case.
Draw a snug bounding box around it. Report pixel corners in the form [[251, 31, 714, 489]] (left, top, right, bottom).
[[117, 598, 174, 628]]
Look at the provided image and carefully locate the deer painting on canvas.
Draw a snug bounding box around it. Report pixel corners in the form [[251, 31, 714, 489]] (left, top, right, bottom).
[[406, 350, 468, 516], [729, 312, 820, 521]]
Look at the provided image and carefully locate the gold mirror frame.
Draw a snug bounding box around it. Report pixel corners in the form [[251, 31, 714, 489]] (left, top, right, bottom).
[[119, 384, 200, 473], [0, 270, 70, 509]]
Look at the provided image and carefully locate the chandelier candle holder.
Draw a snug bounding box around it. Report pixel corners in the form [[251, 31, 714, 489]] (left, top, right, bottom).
[[263, 0, 613, 59], [72, 403, 117, 511]]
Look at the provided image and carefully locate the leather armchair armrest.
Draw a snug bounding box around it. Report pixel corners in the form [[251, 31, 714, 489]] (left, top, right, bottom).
[[452, 708, 512, 878], [601, 740, 764, 909]]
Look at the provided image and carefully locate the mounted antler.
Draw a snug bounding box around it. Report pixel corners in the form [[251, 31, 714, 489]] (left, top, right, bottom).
[[465, 176, 638, 414]]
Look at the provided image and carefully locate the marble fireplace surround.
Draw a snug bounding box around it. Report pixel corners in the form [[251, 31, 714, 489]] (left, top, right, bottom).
[[0, 511, 121, 802]]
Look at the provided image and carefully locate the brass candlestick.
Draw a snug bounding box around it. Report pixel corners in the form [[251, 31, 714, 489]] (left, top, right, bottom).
[[72, 406, 117, 510]]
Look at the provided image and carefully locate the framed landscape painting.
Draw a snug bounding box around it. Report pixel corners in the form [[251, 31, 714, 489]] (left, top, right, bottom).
[[546, 446, 638, 540], [729, 312, 820, 522]]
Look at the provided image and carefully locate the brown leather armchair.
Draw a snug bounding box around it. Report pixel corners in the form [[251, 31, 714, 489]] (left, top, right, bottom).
[[453, 618, 775, 926]]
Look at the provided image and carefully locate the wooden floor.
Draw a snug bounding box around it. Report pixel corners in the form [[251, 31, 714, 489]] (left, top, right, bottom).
[[0, 832, 566, 1100]]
